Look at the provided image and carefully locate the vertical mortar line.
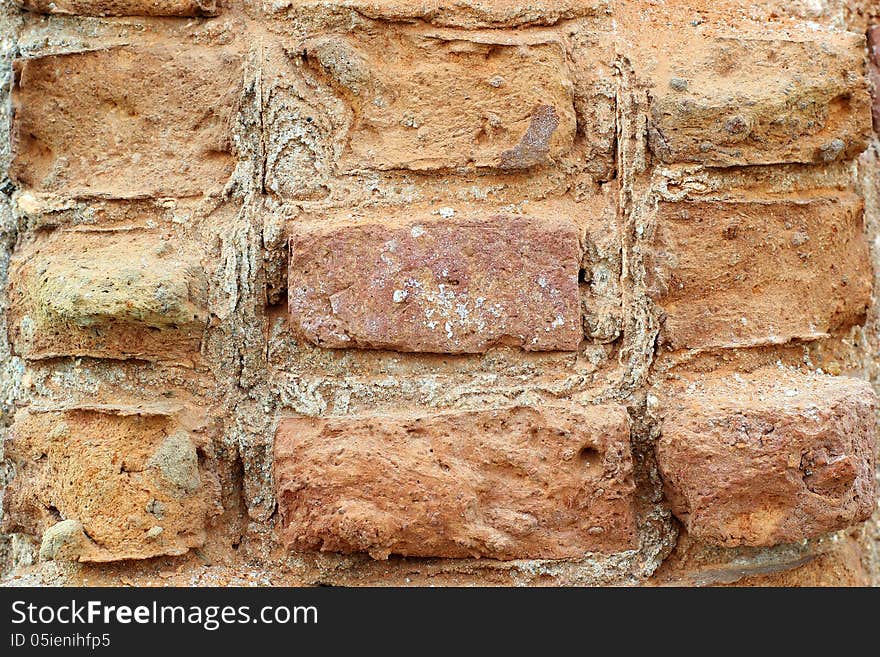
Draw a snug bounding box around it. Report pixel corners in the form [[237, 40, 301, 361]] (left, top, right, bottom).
[[613, 58, 658, 398], [612, 46, 677, 576], [0, 3, 24, 578], [228, 30, 278, 530], [857, 140, 880, 586], [856, 19, 880, 586]]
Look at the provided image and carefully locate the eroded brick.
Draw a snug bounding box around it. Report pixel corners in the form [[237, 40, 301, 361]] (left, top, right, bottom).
[[15, 0, 217, 16], [8, 229, 208, 364], [274, 403, 637, 559], [649, 195, 871, 350], [3, 410, 219, 562], [10, 45, 242, 198], [299, 30, 577, 172], [648, 33, 872, 166], [868, 26, 880, 133], [288, 208, 583, 353], [657, 369, 877, 547], [274, 0, 607, 28]]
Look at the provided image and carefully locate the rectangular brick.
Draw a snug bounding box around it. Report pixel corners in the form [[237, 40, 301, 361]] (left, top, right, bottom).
[[657, 369, 877, 547], [10, 45, 242, 198], [287, 209, 583, 353], [3, 410, 218, 562], [648, 33, 872, 166], [649, 195, 871, 350], [298, 30, 577, 172], [274, 403, 637, 559], [8, 229, 208, 364], [275, 1, 607, 27], [15, 0, 217, 15]]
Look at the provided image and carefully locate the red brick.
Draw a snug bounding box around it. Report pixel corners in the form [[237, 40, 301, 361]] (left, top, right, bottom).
[[275, 403, 636, 559], [657, 369, 877, 547], [648, 33, 872, 166], [649, 195, 871, 350], [868, 26, 880, 134], [288, 210, 583, 353], [10, 45, 242, 198]]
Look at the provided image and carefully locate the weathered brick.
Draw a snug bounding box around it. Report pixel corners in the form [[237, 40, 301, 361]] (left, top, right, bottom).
[[649, 195, 871, 350], [288, 209, 582, 353], [657, 369, 877, 547], [4, 0, 880, 589], [3, 410, 219, 562], [274, 403, 636, 559], [275, 0, 607, 28], [8, 229, 208, 364], [299, 30, 577, 172], [649, 530, 870, 587], [648, 33, 872, 166], [15, 0, 217, 16], [10, 45, 242, 198], [869, 26, 880, 134]]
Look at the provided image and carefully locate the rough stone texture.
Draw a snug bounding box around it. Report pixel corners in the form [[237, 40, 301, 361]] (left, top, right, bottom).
[[648, 31, 872, 166], [3, 409, 219, 562], [38, 519, 87, 562], [650, 195, 872, 350], [15, 0, 218, 16], [8, 228, 208, 364], [275, 404, 637, 559], [288, 208, 583, 353], [0, 0, 879, 588], [657, 369, 877, 547], [10, 45, 242, 198]]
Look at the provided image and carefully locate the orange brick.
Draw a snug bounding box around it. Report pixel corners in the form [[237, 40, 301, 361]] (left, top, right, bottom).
[[648, 32, 871, 166], [657, 369, 877, 547], [275, 403, 637, 559], [15, 0, 217, 16], [3, 410, 219, 562], [297, 30, 577, 172], [649, 195, 871, 350], [11, 45, 242, 198]]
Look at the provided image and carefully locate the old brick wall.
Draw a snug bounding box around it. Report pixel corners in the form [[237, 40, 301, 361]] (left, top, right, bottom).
[[0, 0, 879, 587]]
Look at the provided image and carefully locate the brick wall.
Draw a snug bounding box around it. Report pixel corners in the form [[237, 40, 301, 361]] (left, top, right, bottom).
[[1, 0, 879, 587]]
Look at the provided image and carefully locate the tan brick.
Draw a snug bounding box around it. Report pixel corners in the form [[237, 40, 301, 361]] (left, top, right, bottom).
[[8, 229, 208, 364], [648, 32, 872, 166], [649, 195, 871, 350], [288, 208, 583, 353], [298, 30, 577, 172], [10, 45, 242, 198], [274, 403, 637, 559], [15, 0, 217, 16], [3, 410, 219, 562], [275, 0, 607, 28], [657, 369, 877, 547]]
